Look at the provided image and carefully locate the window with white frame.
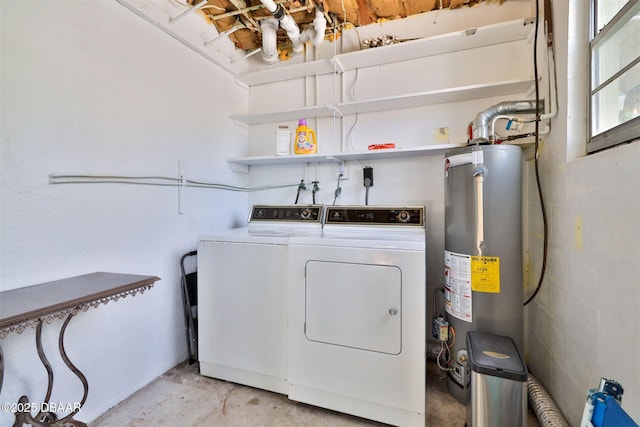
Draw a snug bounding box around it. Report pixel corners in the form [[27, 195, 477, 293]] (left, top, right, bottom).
[[588, 0, 640, 153]]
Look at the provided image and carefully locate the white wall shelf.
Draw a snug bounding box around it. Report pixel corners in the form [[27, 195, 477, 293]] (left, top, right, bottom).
[[336, 79, 534, 116], [230, 105, 341, 126], [227, 144, 463, 172], [227, 16, 542, 172], [230, 79, 535, 125], [230, 17, 537, 126], [235, 18, 535, 86]]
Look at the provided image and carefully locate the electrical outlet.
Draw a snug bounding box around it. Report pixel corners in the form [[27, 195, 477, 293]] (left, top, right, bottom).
[[363, 166, 373, 187], [337, 165, 349, 180]]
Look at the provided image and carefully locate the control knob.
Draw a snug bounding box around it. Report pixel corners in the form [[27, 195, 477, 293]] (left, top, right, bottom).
[[300, 208, 311, 220], [396, 210, 411, 223]]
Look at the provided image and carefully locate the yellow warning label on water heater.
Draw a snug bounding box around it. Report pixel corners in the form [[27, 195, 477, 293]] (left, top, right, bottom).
[[471, 256, 500, 293]]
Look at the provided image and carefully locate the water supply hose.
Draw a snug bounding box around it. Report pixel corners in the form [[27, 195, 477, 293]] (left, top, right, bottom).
[[294, 179, 306, 204], [311, 181, 319, 204]]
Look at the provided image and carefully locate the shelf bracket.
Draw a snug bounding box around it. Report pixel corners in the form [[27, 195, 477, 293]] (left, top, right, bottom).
[[330, 57, 345, 73], [231, 117, 250, 129], [227, 161, 250, 174], [328, 104, 344, 118], [525, 78, 540, 98], [324, 156, 344, 164]]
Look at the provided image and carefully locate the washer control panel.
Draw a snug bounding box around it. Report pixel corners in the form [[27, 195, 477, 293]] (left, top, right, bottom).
[[250, 205, 323, 223], [325, 206, 424, 226]]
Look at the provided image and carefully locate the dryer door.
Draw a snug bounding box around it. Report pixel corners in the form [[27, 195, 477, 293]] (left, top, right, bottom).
[[304, 261, 401, 355]]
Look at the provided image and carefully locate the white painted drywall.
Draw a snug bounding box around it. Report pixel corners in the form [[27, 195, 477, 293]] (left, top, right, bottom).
[[0, 0, 248, 424]]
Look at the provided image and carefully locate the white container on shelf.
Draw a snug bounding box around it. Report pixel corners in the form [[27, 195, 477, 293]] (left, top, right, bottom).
[[276, 126, 291, 156]]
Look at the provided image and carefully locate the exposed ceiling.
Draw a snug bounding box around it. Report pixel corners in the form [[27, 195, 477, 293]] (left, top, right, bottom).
[[196, 0, 507, 53], [117, 0, 526, 76]]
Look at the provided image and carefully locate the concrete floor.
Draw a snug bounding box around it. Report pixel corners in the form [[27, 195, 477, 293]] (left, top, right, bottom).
[[90, 360, 540, 426]]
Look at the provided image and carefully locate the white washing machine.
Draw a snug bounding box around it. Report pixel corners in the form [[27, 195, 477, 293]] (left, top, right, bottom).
[[198, 205, 323, 394], [287, 206, 426, 426]]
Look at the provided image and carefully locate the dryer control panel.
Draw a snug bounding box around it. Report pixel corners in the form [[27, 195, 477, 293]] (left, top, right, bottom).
[[325, 206, 424, 226], [250, 205, 323, 223]]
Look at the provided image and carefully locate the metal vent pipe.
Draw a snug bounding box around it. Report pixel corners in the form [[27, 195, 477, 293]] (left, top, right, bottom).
[[528, 373, 571, 427], [471, 100, 544, 144]]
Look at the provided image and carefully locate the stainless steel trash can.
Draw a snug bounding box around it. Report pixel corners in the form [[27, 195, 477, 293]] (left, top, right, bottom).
[[466, 331, 528, 427]]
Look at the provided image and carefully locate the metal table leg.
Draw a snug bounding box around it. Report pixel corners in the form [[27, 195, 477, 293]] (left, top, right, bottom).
[[35, 321, 56, 422], [12, 313, 88, 427], [1, 273, 158, 427], [53, 312, 88, 426]]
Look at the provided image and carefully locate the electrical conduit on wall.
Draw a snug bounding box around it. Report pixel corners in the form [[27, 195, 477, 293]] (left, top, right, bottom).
[[48, 174, 298, 192]]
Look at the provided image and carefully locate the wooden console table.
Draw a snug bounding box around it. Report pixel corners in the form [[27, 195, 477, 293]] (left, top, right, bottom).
[[0, 272, 160, 427]]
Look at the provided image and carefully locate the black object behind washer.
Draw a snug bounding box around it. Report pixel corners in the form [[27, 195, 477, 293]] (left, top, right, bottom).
[[180, 250, 198, 365]]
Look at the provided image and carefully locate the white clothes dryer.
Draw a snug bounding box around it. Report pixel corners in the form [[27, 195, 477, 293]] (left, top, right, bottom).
[[287, 206, 426, 426], [198, 205, 323, 394]]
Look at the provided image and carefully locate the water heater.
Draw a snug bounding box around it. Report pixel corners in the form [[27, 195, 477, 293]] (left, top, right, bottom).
[[443, 144, 524, 403]]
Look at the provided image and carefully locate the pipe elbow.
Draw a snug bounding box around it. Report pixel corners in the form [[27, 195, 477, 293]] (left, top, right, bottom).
[[260, 1, 303, 56], [280, 14, 303, 54], [471, 100, 544, 143], [260, 17, 279, 65], [311, 8, 326, 46], [298, 8, 326, 49]]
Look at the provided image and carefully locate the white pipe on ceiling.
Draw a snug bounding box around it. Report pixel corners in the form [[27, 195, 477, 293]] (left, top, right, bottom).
[[259, 0, 303, 55], [300, 7, 327, 47], [261, 17, 280, 65]]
